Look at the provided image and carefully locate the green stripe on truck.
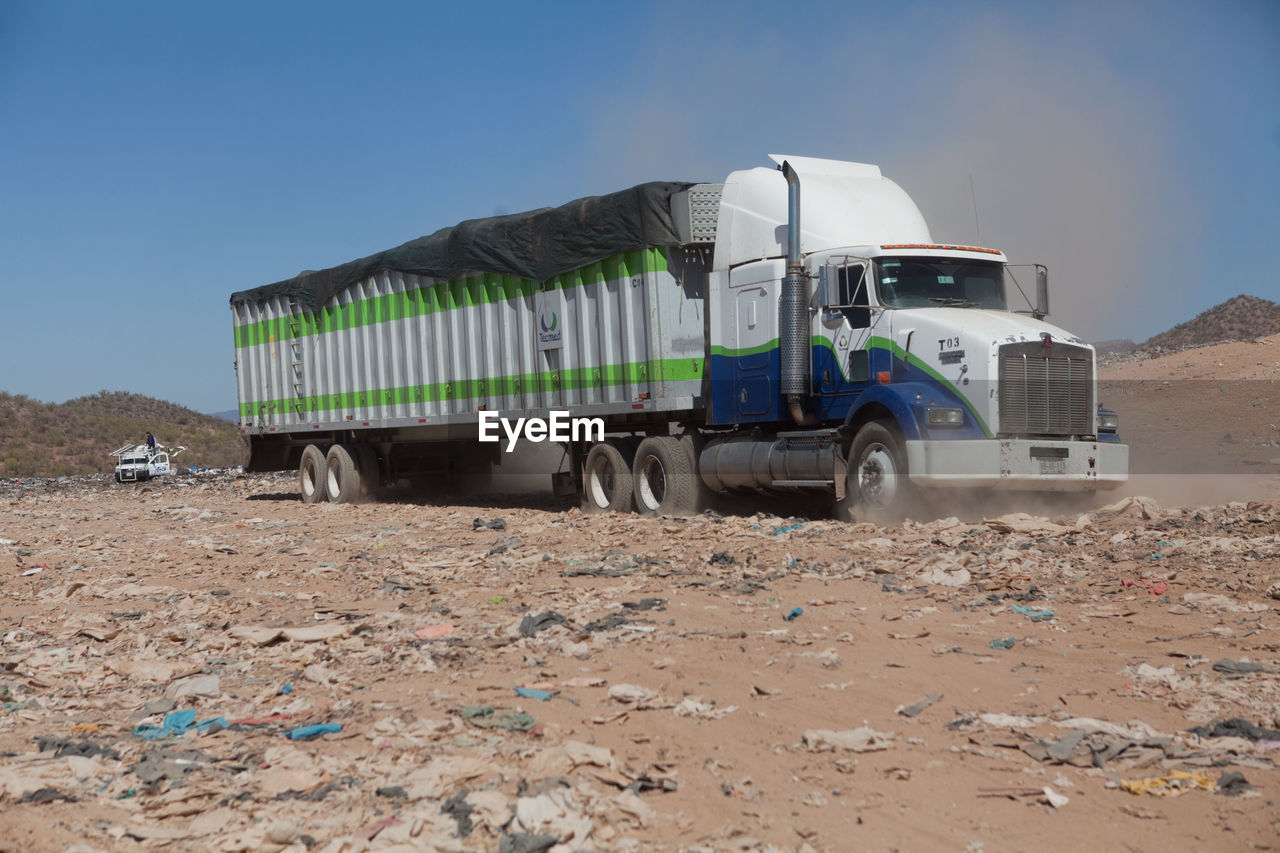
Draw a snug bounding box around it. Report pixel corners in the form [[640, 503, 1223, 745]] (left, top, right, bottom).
[[238, 355, 703, 418], [233, 248, 668, 349]]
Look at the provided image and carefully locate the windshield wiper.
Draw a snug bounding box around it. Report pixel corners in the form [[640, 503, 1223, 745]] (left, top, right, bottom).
[[927, 296, 975, 306]]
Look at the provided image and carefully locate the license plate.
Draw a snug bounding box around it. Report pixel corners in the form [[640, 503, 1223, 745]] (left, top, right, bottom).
[[1038, 459, 1066, 475]]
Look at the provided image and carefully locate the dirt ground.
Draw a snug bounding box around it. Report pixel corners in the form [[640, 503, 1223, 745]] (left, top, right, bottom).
[[1, 339, 1278, 853]]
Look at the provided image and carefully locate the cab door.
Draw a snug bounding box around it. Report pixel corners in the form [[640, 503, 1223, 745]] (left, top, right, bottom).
[[815, 260, 878, 398]]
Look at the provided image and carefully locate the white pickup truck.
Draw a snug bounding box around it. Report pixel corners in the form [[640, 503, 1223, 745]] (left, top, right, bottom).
[[110, 443, 185, 483]]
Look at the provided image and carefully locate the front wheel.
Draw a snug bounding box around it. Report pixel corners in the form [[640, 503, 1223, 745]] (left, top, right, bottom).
[[838, 420, 911, 524]]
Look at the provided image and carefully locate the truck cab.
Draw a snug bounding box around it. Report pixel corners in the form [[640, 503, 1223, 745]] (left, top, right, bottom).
[[701, 155, 1127, 519]]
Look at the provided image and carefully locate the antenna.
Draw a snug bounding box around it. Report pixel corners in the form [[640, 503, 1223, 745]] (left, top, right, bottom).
[[969, 173, 982, 243]]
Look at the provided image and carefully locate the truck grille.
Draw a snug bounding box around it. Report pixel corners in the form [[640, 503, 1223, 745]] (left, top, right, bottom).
[[998, 342, 1092, 436]]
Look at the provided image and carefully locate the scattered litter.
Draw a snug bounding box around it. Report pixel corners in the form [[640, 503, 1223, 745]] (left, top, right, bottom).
[[416, 624, 456, 639], [1042, 786, 1070, 808], [1121, 770, 1216, 796], [133, 709, 228, 740], [1212, 659, 1265, 675], [803, 726, 896, 752], [515, 687, 554, 702], [988, 637, 1016, 650], [1216, 770, 1253, 796], [1011, 603, 1055, 622], [1187, 718, 1280, 741], [896, 693, 943, 718], [519, 611, 567, 637], [673, 698, 737, 719], [459, 706, 536, 732], [284, 723, 342, 740], [783, 607, 803, 622], [608, 684, 660, 705]]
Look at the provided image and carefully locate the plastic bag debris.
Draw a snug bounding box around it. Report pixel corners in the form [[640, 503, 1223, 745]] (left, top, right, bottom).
[[1120, 769, 1216, 796], [803, 727, 896, 752], [1011, 603, 1055, 622], [1187, 718, 1280, 741], [1211, 658, 1265, 675], [133, 709, 228, 740], [673, 697, 737, 719], [459, 705, 536, 732], [519, 611, 567, 637], [284, 722, 342, 740], [896, 694, 942, 718]]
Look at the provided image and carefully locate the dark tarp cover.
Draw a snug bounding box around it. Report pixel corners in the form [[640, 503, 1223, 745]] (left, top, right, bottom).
[[230, 181, 694, 312]]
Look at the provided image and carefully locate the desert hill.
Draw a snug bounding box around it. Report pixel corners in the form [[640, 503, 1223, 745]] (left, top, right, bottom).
[[1140, 294, 1280, 350], [0, 390, 242, 478]]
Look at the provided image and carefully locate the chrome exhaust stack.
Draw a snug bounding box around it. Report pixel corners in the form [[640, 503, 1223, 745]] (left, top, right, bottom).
[[779, 160, 813, 425]]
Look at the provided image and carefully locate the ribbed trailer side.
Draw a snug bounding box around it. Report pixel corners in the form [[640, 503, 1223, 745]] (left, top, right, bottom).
[[232, 248, 706, 436]]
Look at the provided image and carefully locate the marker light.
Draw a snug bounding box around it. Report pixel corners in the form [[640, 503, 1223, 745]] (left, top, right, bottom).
[[880, 243, 1002, 255]]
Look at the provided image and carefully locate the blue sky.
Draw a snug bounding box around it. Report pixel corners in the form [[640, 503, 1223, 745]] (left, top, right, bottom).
[[1, 0, 1276, 413]]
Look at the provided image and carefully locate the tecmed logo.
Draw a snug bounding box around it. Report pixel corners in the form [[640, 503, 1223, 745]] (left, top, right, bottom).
[[478, 410, 604, 452]]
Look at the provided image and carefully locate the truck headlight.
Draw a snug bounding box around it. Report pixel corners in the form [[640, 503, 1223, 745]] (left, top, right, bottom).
[[926, 407, 965, 426], [1097, 411, 1119, 431]]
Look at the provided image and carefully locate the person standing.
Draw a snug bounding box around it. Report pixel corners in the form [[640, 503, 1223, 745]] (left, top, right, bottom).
[[146, 431, 157, 454]]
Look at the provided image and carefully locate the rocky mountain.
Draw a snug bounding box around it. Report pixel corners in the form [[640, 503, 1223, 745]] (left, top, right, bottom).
[[0, 390, 243, 478], [1140, 294, 1280, 350]]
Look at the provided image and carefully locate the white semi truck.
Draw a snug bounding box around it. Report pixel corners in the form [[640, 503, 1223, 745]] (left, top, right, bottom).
[[231, 155, 1127, 519]]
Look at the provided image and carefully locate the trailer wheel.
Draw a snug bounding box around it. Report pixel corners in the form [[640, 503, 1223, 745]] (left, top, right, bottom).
[[839, 420, 910, 524], [632, 436, 697, 516], [299, 444, 327, 504], [325, 444, 362, 504], [583, 439, 636, 513]]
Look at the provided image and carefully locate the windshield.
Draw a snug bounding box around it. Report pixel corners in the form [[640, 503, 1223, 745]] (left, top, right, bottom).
[[875, 257, 1007, 310]]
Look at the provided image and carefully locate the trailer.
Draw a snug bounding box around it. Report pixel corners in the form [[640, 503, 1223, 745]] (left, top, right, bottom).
[[231, 155, 1127, 519]]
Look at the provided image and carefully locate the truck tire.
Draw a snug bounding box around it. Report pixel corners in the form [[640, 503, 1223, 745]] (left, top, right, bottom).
[[839, 420, 911, 524], [583, 439, 636, 513], [325, 444, 362, 504], [632, 436, 697, 516], [299, 444, 327, 504]]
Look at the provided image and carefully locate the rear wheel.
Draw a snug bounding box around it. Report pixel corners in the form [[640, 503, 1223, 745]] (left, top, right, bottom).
[[299, 445, 327, 504], [583, 439, 636, 513], [839, 420, 911, 524], [632, 436, 697, 516], [325, 444, 361, 504]]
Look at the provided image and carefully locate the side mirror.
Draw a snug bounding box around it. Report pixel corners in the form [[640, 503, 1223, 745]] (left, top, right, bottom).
[[1035, 265, 1050, 318]]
